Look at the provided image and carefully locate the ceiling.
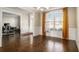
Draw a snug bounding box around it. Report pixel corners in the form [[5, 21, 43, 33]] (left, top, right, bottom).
[[18, 7, 64, 13], [3, 12, 19, 17], [4, 7, 64, 14]]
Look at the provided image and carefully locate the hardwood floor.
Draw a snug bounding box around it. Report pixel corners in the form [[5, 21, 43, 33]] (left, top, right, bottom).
[[0, 33, 78, 52]]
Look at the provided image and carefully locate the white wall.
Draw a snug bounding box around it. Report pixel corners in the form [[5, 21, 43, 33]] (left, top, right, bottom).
[[29, 13, 34, 33], [33, 12, 41, 36], [76, 8, 79, 51], [68, 7, 77, 40], [3, 16, 19, 28], [0, 8, 2, 47], [20, 14, 29, 34], [39, 12, 43, 35], [68, 8, 77, 28]]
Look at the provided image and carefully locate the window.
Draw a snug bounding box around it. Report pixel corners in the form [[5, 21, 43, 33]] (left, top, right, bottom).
[[46, 10, 63, 31]]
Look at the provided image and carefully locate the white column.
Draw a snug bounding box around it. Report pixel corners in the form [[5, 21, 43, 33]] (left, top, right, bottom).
[[0, 8, 2, 47]]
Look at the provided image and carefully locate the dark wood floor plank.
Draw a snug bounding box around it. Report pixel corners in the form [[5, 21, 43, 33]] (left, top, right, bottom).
[[0, 34, 78, 52]]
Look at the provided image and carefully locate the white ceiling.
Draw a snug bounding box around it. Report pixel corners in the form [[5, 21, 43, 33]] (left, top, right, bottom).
[[3, 12, 19, 17], [18, 7, 64, 12], [3, 7, 64, 14]]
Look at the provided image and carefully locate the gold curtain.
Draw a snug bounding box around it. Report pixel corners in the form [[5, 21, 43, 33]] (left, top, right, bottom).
[[42, 12, 46, 36], [63, 8, 69, 39]]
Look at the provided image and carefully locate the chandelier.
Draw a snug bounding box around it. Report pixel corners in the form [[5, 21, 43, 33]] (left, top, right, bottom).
[[36, 7, 49, 11]]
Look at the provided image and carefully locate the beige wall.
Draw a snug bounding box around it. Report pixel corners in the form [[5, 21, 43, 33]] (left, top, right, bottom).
[[76, 8, 79, 51], [34, 12, 41, 27], [68, 7, 77, 40], [0, 8, 2, 47], [68, 7, 77, 28], [33, 12, 41, 36]]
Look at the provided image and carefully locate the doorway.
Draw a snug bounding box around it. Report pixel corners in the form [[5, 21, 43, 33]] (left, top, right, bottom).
[[2, 12, 21, 36]]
